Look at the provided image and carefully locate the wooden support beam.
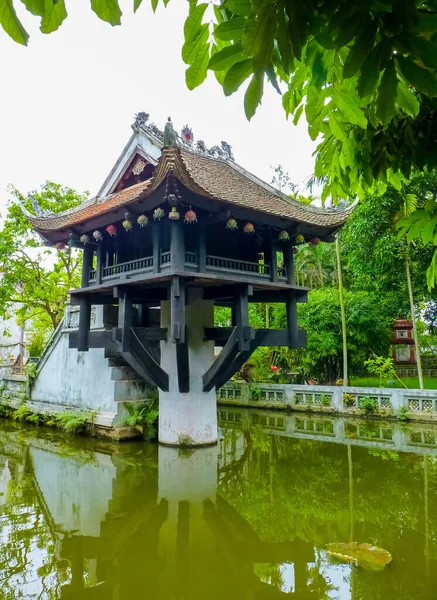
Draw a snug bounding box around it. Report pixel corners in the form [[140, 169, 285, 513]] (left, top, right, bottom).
[[198, 222, 206, 272], [81, 244, 94, 288], [123, 329, 169, 391], [132, 327, 168, 343], [286, 291, 299, 348], [203, 283, 253, 301], [203, 328, 240, 392], [235, 284, 252, 351], [118, 289, 133, 352], [152, 224, 160, 274], [77, 297, 91, 352], [176, 333, 189, 393], [171, 276, 185, 344], [71, 327, 167, 349], [170, 219, 185, 271]]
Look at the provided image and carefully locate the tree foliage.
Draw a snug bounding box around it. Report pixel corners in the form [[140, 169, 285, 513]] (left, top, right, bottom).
[[0, 182, 86, 335], [5, 0, 437, 284]]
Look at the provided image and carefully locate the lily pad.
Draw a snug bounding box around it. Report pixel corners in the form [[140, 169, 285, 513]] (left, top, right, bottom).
[[327, 542, 392, 571]]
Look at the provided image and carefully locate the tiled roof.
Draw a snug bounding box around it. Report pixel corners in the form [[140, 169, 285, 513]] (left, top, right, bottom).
[[23, 147, 353, 237]]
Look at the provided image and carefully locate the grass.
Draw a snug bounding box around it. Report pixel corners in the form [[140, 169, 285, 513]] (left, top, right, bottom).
[[5, 402, 95, 434], [350, 376, 437, 390]]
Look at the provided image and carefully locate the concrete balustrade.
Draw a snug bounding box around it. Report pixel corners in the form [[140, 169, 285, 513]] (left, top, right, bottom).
[[217, 382, 437, 423]]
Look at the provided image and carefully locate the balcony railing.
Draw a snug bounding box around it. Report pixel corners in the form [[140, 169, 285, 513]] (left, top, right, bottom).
[[88, 253, 289, 284], [102, 256, 153, 279], [206, 255, 271, 277]]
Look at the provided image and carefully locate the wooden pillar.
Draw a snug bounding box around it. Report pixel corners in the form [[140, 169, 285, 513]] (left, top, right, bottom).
[[284, 242, 295, 285], [171, 276, 185, 344], [96, 241, 103, 285], [235, 284, 250, 351], [81, 244, 94, 288], [118, 288, 133, 352], [286, 291, 299, 348], [170, 219, 185, 272], [78, 297, 91, 352], [198, 223, 206, 272], [269, 232, 278, 283], [152, 224, 160, 273]]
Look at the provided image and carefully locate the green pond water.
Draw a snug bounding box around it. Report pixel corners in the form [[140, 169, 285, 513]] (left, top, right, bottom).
[[1, 408, 437, 599]]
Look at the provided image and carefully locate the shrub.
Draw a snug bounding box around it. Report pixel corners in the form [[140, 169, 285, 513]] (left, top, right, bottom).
[[343, 393, 355, 407], [359, 396, 379, 413], [54, 412, 90, 434], [321, 394, 332, 406], [398, 406, 410, 422]]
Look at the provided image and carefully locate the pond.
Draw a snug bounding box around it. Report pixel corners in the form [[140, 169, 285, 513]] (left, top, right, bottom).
[[0, 408, 436, 599]]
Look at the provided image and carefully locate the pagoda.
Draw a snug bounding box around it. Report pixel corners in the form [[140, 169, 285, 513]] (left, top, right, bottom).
[[22, 113, 352, 446]]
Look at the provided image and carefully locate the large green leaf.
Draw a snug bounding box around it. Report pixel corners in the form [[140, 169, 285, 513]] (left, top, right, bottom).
[[426, 250, 437, 290], [244, 73, 263, 120], [396, 81, 420, 117], [214, 17, 246, 41], [41, 0, 67, 34], [357, 41, 390, 98], [184, 2, 208, 44], [343, 20, 377, 79], [333, 86, 367, 128], [224, 0, 251, 17], [243, 4, 276, 71], [186, 41, 210, 90], [208, 42, 246, 71], [397, 55, 437, 97], [0, 0, 29, 44], [223, 58, 252, 95], [90, 0, 122, 25], [134, 0, 144, 13], [182, 23, 209, 65], [413, 37, 437, 69], [376, 59, 398, 124], [414, 12, 437, 33], [421, 214, 437, 245], [20, 0, 44, 16]]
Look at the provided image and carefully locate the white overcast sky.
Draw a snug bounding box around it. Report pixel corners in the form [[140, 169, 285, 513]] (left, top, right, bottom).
[[0, 0, 317, 208]]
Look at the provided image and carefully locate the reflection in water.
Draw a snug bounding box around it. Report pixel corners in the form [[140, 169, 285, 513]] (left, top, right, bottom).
[[0, 410, 437, 599]]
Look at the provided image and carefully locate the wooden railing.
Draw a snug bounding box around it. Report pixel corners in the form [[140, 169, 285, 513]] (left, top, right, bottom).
[[88, 253, 289, 283], [185, 252, 197, 267], [102, 256, 153, 278], [160, 252, 171, 267], [206, 255, 270, 277]]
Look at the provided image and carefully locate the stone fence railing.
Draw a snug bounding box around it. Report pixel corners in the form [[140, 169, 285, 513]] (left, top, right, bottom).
[[217, 382, 437, 423]]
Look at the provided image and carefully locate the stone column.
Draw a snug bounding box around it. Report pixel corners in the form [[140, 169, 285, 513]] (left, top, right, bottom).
[[159, 288, 218, 446]]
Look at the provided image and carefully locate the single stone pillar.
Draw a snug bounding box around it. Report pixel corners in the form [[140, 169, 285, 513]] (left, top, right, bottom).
[[159, 288, 218, 446]]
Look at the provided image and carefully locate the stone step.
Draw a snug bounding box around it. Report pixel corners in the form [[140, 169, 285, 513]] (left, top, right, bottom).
[[110, 365, 143, 381], [108, 357, 127, 367]]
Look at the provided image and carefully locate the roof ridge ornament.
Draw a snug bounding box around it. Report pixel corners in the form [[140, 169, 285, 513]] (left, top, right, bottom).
[[163, 117, 177, 147], [131, 112, 234, 159]]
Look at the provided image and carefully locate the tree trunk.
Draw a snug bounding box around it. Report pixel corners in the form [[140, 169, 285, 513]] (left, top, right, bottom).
[[336, 237, 348, 386], [405, 251, 423, 389]]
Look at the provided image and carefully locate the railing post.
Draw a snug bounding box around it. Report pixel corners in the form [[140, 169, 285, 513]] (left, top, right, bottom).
[[198, 223, 206, 272], [152, 224, 160, 274], [284, 242, 295, 285]]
